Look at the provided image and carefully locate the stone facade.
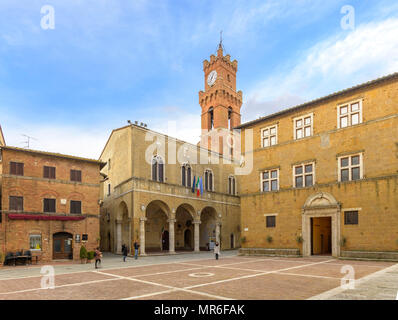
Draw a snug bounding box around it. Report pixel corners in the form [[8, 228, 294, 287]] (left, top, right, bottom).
[[0, 146, 104, 262], [237, 74, 398, 258]]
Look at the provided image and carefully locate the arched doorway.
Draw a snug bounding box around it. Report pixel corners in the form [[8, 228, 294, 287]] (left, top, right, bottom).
[[230, 233, 234, 249], [184, 229, 192, 249], [53, 232, 73, 260], [200, 207, 217, 251], [302, 192, 341, 257], [162, 230, 169, 251], [145, 200, 170, 253], [175, 204, 195, 252], [115, 202, 130, 253]]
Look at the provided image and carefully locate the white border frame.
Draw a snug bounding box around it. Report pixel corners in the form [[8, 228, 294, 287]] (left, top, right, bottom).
[[293, 162, 316, 188], [337, 153, 363, 182], [293, 113, 314, 140], [260, 169, 279, 192], [337, 99, 363, 129], [261, 124, 278, 148]]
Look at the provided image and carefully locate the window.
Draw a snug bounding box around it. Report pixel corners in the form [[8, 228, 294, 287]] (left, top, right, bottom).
[[266, 216, 276, 228], [108, 159, 111, 170], [43, 198, 56, 213], [70, 200, 82, 214], [152, 156, 164, 183], [228, 176, 236, 195], [261, 125, 277, 148], [10, 162, 24, 176], [181, 164, 191, 187], [228, 107, 232, 130], [70, 170, 82, 182], [204, 169, 214, 191], [294, 114, 313, 140], [82, 234, 88, 241], [43, 166, 56, 179], [338, 100, 362, 128], [294, 163, 315, 188], [338, 154, 362, 182], [9, 196, 23, 211], [261, 169, 279, 192], [29, 235, 42, 251], [209, 107, 214, 130], [344, 211, 359, 225]]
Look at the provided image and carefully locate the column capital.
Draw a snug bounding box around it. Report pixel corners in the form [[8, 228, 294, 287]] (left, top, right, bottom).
[[116, 219, 122, 224], [193, 220, 201, 225], [168, 218, 176, 223], [140, 217, 147, 222], [216, 221, 222, 227]]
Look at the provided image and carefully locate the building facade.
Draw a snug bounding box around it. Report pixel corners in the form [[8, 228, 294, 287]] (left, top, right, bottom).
[[0, 146, 104, 262], [237, 73, 398, 260]]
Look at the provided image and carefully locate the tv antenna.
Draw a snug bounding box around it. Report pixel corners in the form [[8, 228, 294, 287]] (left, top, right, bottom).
[[21, 134, 38, 149]]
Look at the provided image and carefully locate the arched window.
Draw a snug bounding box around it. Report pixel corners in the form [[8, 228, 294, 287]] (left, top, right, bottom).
[[209, 107, 214, 130], [152, 156, 164, 182], [228, 107, 232, 130], [204, 169, 214, 192], [228, 175, 236, 195], [181, 163, 192, 187]]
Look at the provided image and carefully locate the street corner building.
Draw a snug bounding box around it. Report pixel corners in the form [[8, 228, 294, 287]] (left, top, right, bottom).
[[237, 73, 398, 260], [99, 44, 242, 255], [0, 146, 105, 262]]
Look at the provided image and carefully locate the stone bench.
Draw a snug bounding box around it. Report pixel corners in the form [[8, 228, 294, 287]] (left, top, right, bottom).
[[341, 250, 398, 261], [238, 248, 301, 257]]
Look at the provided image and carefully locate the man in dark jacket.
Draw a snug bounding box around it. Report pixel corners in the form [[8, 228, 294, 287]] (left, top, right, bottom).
[[122, 244, 128, 262], [133, 241, 140, 260]]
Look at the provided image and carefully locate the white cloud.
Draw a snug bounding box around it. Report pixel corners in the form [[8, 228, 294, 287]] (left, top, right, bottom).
[[243, 18, 398, 121]]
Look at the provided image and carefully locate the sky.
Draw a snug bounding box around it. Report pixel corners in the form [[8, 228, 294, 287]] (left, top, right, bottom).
[[1, 0, 398, 159]]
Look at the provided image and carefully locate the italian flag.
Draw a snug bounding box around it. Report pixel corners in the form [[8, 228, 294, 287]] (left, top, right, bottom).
[[196, 177, 201, 197]]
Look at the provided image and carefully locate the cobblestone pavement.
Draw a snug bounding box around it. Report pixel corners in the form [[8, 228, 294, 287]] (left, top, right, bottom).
[[309, 262, 398, 300], [0, 252, 396, 300]]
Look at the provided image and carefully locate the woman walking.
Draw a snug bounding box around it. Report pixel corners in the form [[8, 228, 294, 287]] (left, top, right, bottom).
[[214, 242, 220, 260], [122, 244, 128, 262], [95, 247, 102, 269]]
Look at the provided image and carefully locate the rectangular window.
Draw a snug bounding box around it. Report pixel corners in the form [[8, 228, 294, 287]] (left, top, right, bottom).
[[262, 125, 278, 148], [29, 234, 42, 251], [43, 166, 56, 179], [338, 100, 362, 128], [294, 163, 315, 188], [338, 154, 363, 182], [43, 198, 56, 213], [70, 200, 82, 214], [344, 211, 359, 225], [9, 196, 23, 211], [10, 162, 24, 176], [294, 114, 313, 140], [261, 169, 279, 192], [70, 170, 82, 182], [266, 216, 276, 228]]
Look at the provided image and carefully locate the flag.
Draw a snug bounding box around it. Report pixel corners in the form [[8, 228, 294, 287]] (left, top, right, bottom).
[[200, 176, 203, 196], [196, 177, 200, 197], [192, 176, 196, 193]]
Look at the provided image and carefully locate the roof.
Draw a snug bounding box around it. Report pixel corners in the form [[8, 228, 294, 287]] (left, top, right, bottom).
[[0, 125, 5, 146], [0, 145, 106, 168], [236, 72, 398, 129]]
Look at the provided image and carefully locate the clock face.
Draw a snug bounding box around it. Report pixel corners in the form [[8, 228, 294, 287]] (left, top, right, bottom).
[[207, 70, 217, 87]]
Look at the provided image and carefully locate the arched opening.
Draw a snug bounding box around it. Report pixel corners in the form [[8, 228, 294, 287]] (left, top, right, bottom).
[[53, 232, 73, 260], [152, 156, 164, 183], [175, 203, 195, 252], [230, 233, 234, 249], [209, 107, 214, 130], [200, 207, 217, 251], [184, 229, 192, 249], [115, 201, 129, 253], [145, 200, 170, 253]]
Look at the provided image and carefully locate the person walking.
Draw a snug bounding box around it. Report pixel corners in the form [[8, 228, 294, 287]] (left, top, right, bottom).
[[94, 247, 102, 269], [214, 242, 220, 260], [122, 244, 128, 262], [134, 241, 140, 260]]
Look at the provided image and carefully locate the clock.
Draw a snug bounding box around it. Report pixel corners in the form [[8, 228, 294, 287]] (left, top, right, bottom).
[[207, 70, 217, 86]]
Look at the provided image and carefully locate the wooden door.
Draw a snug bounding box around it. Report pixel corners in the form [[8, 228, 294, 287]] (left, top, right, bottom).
[[53, 233, 73, 259]]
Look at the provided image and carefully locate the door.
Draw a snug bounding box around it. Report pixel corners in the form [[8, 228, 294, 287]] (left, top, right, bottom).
[[184, 229, 192, 249], [53, 232, 73, 259], [162, 231, 169, 251], [230, 234, 234, 249]]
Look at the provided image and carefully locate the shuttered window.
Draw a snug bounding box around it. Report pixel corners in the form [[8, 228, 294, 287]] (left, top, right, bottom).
[[43, 199, 56, 213], [43, 166, 56, 179], [266, 216, 276, 228], [344, 211, 359, 225], [10, 162, 24, 176], [70, 201, 82, 214], [70, 170, 82, 182], [9, 196, 23, 211]]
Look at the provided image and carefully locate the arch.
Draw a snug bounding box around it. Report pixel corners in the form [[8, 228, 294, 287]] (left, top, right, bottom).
[[302, 192, 341, 257], [199, 206, 218, 250], [151, 155, 165, 183], [175, 203, 195, 251], [184, 229, 193, 249], [145, 200, 170, 252]]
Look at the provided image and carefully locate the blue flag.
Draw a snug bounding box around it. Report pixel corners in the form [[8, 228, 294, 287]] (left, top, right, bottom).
[[200, 177, 203, 196]]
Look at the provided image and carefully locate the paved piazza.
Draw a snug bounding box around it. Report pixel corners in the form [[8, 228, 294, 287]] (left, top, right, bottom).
[[0, 251, 397, 300]]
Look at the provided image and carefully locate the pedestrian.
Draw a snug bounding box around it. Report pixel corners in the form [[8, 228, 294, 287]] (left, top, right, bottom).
[[134, 241, 140, 260], [122, 244, 128, 262], [95, 247, 102, 269], [214, 242, 220, 260]]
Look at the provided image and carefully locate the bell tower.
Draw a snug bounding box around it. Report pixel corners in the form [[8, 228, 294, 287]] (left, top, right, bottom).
[[199, 39, 243, 155]]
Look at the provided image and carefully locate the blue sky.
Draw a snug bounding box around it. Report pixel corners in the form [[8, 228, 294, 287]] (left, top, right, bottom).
[[1, 0, 398, 158]]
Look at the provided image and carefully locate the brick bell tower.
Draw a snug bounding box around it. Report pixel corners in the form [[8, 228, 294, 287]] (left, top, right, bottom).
[[199, 39, 243, 155]]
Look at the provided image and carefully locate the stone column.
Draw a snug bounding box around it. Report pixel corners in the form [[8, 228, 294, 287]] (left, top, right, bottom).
[[193, 220, 201, 252], [168, 219, 176, 254], [139, 217, 147, 256], [215, 222, 221, 245], [116, 220, 122, 254]]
